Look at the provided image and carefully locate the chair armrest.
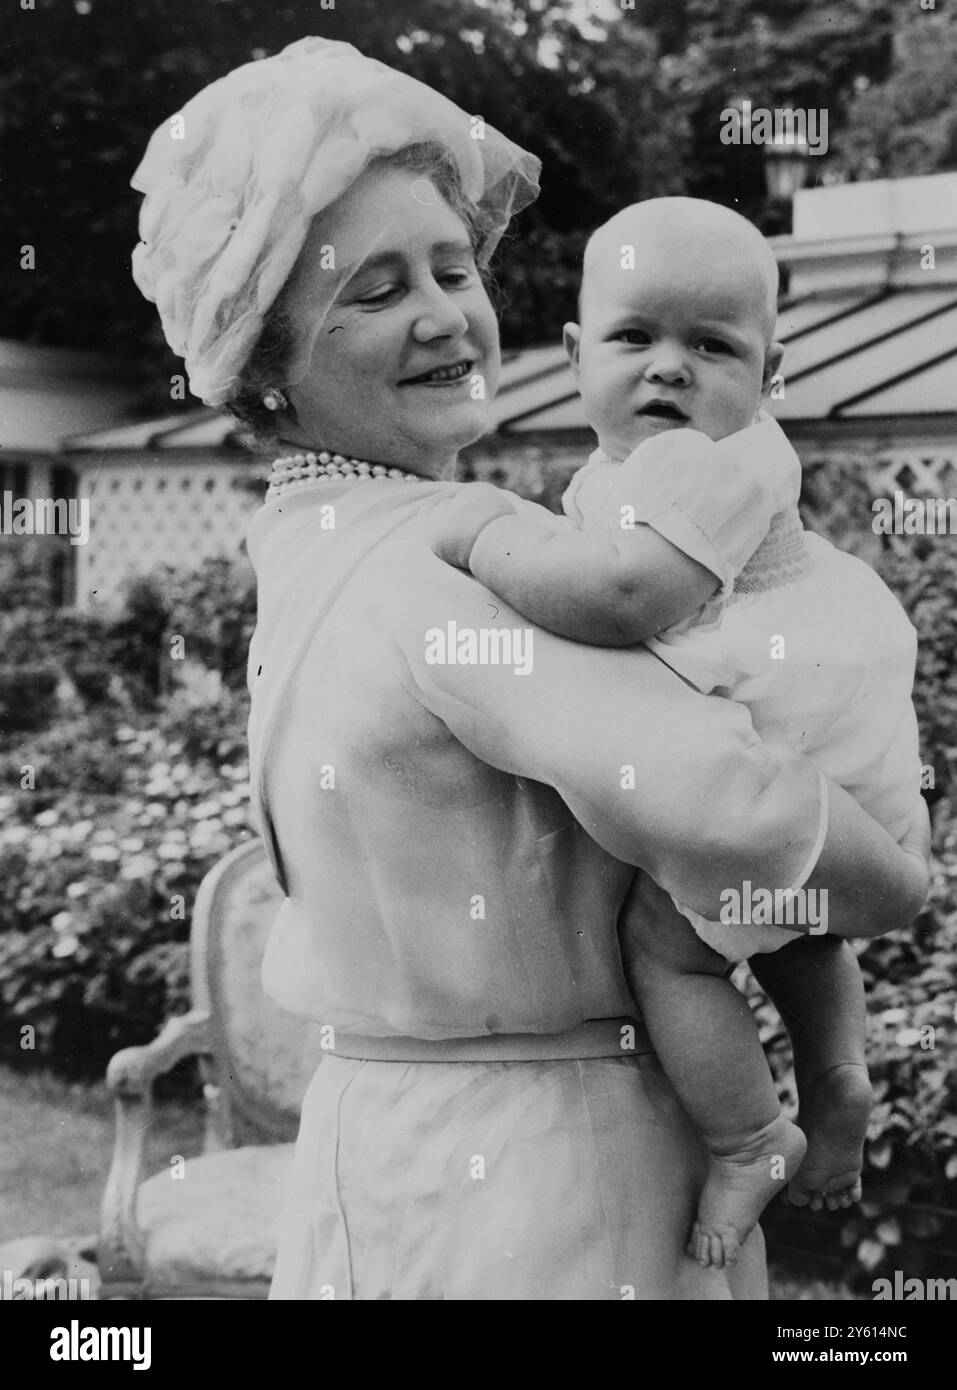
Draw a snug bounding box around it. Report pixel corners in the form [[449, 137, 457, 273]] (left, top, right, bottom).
[[105, 1008, 214, 1096], [99, 1010, 213, 1294]]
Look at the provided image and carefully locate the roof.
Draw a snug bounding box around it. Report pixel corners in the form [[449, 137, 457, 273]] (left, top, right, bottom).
[[771, 286, 957, 421], [61, 410, 239, 452], [0, 338, 141, 385], [486, 284, 957, 434], [61, 169, 957, 455], [0, 339, 146, 452], [61, 283, 956, 455]]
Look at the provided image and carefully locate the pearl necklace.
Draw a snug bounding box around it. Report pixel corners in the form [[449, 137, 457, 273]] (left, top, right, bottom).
[[266, 449, 423, 500]]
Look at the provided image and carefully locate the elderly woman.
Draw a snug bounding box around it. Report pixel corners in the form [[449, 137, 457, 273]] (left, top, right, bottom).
[[131, 38, 927, 1300]]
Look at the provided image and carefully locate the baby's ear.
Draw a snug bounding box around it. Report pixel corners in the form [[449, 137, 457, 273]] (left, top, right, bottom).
[[761, 341, 785, 396], [563, 322, 582, 383]]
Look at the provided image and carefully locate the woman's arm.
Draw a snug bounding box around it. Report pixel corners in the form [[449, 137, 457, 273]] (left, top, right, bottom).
[[400, 564, 927, 939], [804, 784, 929, 933]]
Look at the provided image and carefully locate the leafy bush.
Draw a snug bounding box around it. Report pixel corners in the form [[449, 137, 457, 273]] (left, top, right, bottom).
[[877, 538, 957, 797], [161, 557, 257, 694], [0, 663, 61, 732], [0, 557, 256, 1078], [0, 702, 252, 1078]]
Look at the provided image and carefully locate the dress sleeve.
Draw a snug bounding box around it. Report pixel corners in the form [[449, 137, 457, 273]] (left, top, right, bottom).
[[393, 557, 824, 922]]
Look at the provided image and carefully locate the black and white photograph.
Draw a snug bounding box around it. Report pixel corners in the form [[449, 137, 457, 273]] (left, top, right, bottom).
[[2, 0, 956, 1344]]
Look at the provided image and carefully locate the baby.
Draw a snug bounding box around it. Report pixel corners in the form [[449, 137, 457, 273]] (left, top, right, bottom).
[[432, 197, 929, 1268]]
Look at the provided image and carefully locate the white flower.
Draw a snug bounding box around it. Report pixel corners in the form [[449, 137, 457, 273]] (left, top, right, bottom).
[[51, 911, 73, 931], [119, 837, 145, 853], [89, 844, 121, 863], [52, 935, 80, 959], [66, 881, 89, 899], [191, 821, 224, 845], [4, 826, 34, 846], [121, 855, 158, 881], [35, 810, 59, 827]]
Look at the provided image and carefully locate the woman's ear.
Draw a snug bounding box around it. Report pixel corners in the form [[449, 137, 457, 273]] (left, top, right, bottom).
[[563, 322, 582, 384], [761, 341, 785, 397]]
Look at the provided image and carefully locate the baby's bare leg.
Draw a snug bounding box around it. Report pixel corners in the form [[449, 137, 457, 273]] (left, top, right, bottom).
[[750, 936, 872, 1212], [622, 875, 806, 1269]]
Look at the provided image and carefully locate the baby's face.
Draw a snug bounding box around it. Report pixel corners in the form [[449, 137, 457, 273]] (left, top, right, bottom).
[[567, 227, 780, 460]]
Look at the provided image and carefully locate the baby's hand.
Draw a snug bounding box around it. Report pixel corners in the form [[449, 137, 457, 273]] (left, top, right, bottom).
[[430, 483, 517, 571]]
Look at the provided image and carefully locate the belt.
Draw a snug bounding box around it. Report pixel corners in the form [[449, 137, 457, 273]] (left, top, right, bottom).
[[325, 1016, 652, 1063]]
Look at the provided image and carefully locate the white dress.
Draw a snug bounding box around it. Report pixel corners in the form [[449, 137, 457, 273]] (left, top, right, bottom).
[[564, 417, 923, 962]]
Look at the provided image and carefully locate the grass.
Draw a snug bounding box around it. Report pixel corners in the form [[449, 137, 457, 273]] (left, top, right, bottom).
[[0, 1064, 860, 1297], [769, 1267, 860, 1301], [0, 1063, 204, 1244]]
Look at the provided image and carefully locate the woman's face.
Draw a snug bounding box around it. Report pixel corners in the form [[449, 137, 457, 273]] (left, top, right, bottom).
[[283, 165, 501, 476]]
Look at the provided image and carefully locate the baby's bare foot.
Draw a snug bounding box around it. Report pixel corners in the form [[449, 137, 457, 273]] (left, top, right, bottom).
[[789, 1062, 872, 1212], [688, 1114, 807, 1269]]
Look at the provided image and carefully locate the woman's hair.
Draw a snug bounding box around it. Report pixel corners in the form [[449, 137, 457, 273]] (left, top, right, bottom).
[[225, 141, 494, 449]]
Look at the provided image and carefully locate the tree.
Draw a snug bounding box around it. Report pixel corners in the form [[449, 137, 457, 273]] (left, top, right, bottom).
[[628, 0, 900, 225], [1, 0, 685, 378], [836, 9, 957, 180]]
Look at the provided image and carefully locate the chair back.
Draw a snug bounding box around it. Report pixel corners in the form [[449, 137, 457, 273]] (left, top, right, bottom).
[[190, 837, 328, 1143]]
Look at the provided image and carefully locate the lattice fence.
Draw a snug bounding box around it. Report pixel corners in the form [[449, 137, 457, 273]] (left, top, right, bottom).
[[74, 460, 262, 608], [68, 442, 957, 608], [800, 446, 957, 560]]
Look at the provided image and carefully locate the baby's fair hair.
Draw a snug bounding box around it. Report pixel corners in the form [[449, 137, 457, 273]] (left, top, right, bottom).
[[579, 196, 780, 343]]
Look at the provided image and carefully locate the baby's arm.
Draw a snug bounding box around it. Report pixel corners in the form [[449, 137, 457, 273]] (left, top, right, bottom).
[[458, 499, 716, 645], [432, 418, 801, 646]]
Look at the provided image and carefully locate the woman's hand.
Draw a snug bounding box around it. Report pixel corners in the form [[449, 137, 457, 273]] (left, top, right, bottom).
[[430, 483, 517, 572]]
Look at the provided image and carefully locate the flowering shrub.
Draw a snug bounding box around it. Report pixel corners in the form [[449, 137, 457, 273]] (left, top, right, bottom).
[[0, 687, 253, 1078]]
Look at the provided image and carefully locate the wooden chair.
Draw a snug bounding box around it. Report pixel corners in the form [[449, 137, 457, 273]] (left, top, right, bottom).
[[98, 837, 327, 1299]]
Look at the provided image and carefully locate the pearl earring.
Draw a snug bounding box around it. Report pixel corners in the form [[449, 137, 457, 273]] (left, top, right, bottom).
[[262, 388, 289, 412]]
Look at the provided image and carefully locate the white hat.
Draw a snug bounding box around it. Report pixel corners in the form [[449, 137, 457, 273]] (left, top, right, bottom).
[[131, 36, 541, 406]]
